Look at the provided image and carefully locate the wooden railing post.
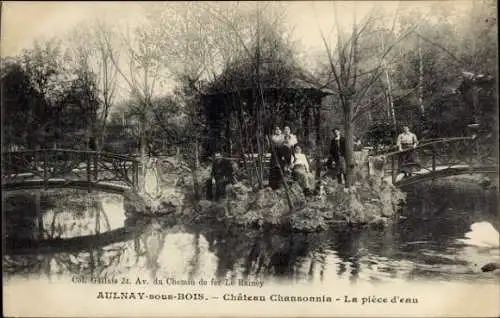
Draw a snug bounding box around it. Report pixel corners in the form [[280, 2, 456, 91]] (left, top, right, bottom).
[[87, 151, 92, 193], [43, 150, 48, 190], [93, 151, 98, 181], [432, 147, 436, 180], [366, 154, 371, 177], [473, 137, 480, 166], [34, 149, 40, 177], [133, 161, 139, 191], [391, 154, 396, 184]]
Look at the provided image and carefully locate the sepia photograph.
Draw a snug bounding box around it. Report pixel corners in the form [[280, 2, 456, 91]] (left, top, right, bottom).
[[2, 1, 499, 317]]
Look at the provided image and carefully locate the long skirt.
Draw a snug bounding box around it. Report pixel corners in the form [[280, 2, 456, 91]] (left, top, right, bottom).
[[399, 144, 416, 174], [292, 165, 311, 190], [269, 166, 283, 190]]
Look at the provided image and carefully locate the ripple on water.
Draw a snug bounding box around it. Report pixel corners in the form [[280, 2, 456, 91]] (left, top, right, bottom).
[[2, 183, 499, 286]]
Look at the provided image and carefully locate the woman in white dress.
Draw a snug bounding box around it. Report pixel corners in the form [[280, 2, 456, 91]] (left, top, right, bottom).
[[291, 145, 312, 193]]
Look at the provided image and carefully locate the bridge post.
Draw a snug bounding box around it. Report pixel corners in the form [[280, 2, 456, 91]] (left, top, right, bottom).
[[132, 161, 139, 191], [43, 150, 48, 191], [432, 147, 436, 180], [86, 152, 92, 193], [93, 152, 98, 181], [391, 155, 396, 184]]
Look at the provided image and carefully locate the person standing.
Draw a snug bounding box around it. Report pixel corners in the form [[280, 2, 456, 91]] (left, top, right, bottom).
[[291, 144, 312, 194], [282, 126, 298, 148], [210, 152, 237, 200], [282, 126, 298, 172], [269, 126, 286, 189], [327, 128, 346, 184], [353, 136, 363, 151], [271, 126, 284, 146], [396, 125, 418, 177]]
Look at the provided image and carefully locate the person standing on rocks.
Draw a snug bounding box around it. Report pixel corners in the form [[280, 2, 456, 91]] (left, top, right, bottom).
[[271, 126, 284, 146], [282, 125, 298, 173], [283, 126, 298, 149], [291, 144, 313, 195], [207, 152, 237, 201], [327, 128, 347, 184]]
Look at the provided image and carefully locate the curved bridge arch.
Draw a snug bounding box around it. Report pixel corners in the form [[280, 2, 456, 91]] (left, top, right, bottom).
[[2, 149, 140, 193], [4, 222, 149, 256], [2, 180, 131, 194], [370, 135, 497, 187], [394, 166, 498, 187]]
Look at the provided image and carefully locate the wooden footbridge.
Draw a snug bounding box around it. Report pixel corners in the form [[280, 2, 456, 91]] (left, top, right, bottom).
[[2, 149, 140, 194], [1, 135, 497, 193], [369, 135, 497, 187]]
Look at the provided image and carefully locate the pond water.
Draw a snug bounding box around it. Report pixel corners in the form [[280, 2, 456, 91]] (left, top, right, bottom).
[[2, 180, 499, 286]]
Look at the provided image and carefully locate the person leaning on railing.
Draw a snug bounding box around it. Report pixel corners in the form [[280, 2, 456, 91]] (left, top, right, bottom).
[[396, 126, 418, 177]]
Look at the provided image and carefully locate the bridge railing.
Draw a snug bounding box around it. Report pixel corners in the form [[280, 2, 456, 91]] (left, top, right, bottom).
[[372, 136, 491, 184], [1, 149, 139, 191]]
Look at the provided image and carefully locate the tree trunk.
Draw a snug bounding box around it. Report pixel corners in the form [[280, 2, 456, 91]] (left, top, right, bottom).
[[35, 191, 44, 240], [191, 141, 200, 201], [418, 37, 425, 115], [381, 33, 396, 126], [384, 68, 396, 126], [139, 115, 147, 192], [303, 104, 310, 148], [343, 98, 354, 189], [314, 104, 322, 180]]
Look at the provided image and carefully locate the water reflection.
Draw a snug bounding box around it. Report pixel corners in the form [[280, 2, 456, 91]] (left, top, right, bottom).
[[2, 180, 499, 285]]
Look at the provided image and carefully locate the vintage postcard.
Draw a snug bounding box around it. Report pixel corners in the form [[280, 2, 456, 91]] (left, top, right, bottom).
[[2, 1, 499, 317]]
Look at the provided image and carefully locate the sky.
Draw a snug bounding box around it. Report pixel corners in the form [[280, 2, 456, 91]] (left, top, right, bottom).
[[1, 1, 472, 101], [1, 1, 471, 57]]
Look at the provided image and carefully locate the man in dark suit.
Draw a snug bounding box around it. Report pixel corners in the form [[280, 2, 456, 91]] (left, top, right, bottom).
[[327, 128, 346, 184], [208, 152, 238, 200]]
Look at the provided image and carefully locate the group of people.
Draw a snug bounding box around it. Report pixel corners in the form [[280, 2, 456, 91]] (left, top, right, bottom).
[[269, 126, 312, 192], [269, 125, 351, 193], [208, 124, 419, 200]]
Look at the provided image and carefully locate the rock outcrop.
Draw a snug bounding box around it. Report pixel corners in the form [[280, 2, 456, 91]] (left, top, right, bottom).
[[194, 175, 406, 232], [125, 154, 406, 232]]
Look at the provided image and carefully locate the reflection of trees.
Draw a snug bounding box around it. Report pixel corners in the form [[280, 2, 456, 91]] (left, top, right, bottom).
[[329, 228, 362, 283], [5, 183, 494, 283], [200, 225, 259, 278], [133, 218, 168, 279], [187, 231, 201, 280], [3, 190, 117, 241], [2, 190, 146, 279], [3, 194, 39, 241], [199, 226, 325, 281], [395, 182, 497, 248]]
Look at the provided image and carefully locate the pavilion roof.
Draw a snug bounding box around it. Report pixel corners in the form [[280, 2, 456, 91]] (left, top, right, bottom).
[[200, 78, 334, 98]]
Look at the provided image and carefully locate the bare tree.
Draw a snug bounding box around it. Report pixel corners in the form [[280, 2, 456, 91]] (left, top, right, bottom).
[[99, 19, 167, 187], [67, 20, 120, 150], [314, 4, 417, 188], [139, 2, 224, 199]]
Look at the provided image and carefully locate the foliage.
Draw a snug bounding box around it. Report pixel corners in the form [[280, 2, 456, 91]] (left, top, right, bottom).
[[311, 1, 497, 183], [106, 95, 185, 155], [389, 1, 497, 139], [1, 40, 100, 149], [1, 2, 496, 231]]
